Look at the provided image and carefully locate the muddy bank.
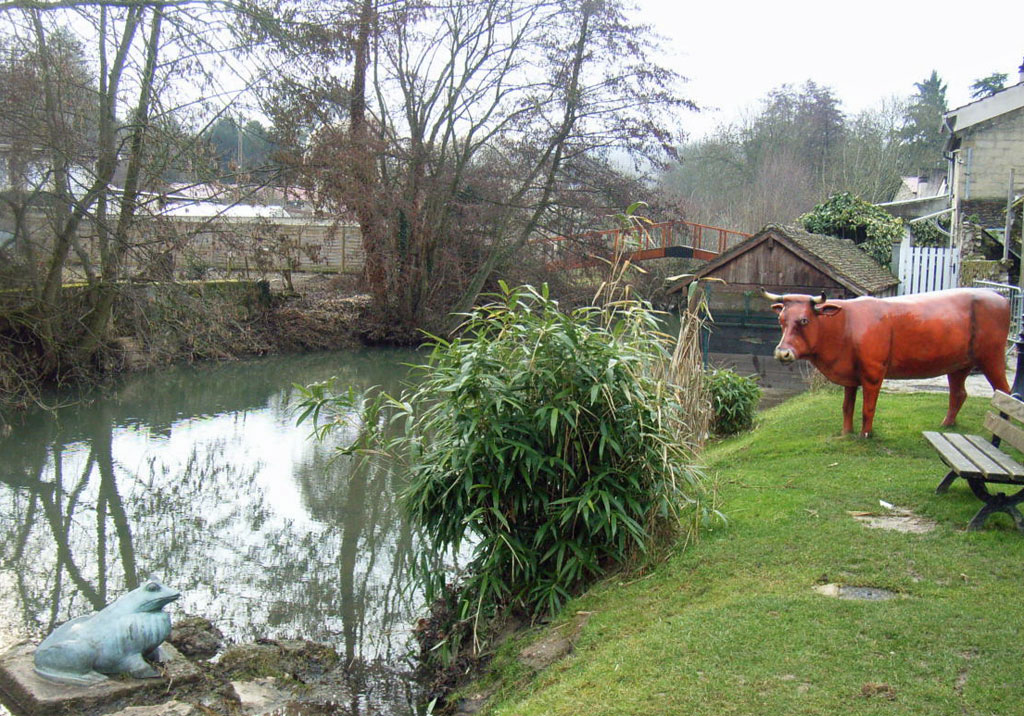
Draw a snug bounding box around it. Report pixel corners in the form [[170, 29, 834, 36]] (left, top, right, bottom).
[[105, 276, 373, 371], [0, 276, 373, 421]]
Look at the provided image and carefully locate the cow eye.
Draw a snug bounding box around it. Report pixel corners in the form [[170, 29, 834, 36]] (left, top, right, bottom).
[[797, 318, 810, 326]]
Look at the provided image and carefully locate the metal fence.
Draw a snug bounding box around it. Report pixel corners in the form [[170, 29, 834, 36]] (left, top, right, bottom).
[[975, 280, 1023, 340]]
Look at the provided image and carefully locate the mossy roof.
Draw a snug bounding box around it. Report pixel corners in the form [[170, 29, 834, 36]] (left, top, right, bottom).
[[769, 224, 899, 295]]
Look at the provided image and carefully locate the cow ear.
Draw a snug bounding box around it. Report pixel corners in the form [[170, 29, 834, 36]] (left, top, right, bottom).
[[817, 303, 842, 317], [771, 302, 783, 315]]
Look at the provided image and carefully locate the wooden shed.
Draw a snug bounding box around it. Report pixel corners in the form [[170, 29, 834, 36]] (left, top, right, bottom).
[[668, 224, 899, 355]]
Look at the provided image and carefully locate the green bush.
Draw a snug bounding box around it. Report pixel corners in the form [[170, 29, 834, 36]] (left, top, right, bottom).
[[908, 217, 949, 247], [396, 283, 706, 621], [706, 369, 761, 436]]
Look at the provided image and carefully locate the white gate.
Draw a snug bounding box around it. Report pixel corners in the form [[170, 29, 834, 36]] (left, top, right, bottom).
[[897, 244, 959, 295]]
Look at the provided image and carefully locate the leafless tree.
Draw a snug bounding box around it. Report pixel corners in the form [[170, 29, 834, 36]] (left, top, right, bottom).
[[0, 0, 285, 390], [268, 0, 693, 338], [661, 83, 909, 233]]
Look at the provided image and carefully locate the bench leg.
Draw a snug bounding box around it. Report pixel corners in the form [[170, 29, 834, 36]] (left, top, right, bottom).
[[965, 479, 1024, 533], [936, 470, 958, 495]]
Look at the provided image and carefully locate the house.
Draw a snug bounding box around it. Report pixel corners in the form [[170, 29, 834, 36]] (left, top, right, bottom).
[[667, 224, 899, 355], [879, 169, 950, 225], [892, 171, 948, 203], [943, 61, 1024, 250], [667, 224, 899, 302]]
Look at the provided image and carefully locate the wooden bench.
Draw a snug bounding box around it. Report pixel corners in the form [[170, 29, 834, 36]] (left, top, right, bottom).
[[924, 390, 1024, 532]]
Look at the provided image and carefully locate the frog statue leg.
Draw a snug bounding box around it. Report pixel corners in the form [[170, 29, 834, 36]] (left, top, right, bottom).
[[33, 641, 108, 685], [143, 643, 165, 662], [116, 652, 162, 679]]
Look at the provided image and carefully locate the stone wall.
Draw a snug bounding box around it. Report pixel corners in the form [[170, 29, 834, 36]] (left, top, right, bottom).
[[955, 107, 1024, 201], [2, 212, 365, 278], [162, 216, 364, 275]]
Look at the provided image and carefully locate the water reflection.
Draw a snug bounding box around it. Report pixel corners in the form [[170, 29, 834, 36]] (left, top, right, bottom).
[[0, 350, 425, 713]]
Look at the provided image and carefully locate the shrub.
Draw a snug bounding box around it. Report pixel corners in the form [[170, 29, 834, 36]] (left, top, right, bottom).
[[706, 369, 761, 436], [398, 283, 707, 623], [908, 217, 949, 247], [799, 192, 904, 266], [296, 281, 712, 649]]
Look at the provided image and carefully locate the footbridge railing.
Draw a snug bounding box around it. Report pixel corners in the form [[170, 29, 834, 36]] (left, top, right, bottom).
[[533, 219, 751, 269]]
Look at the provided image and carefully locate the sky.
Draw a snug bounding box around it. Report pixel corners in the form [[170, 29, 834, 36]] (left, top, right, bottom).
[[637, 0, 1024, 140]]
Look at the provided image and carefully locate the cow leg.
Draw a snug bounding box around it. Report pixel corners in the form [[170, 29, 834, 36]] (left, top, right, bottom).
[[978, 353, 1011, 395], [944, 368, 971, 427], [860, 380, 882, 438], [842, 386, 858, 435]]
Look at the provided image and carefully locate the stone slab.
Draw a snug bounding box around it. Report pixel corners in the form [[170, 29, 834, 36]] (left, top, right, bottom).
[[230, 677, 290, 713], [105, 702, 196, 716], [0, 641, 201, 716]]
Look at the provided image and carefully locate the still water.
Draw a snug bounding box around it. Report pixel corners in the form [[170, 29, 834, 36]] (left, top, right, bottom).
[[0, 350, 427, 713]]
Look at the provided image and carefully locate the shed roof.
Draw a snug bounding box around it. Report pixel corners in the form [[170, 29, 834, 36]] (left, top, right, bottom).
[[667, 224, 899, 297]]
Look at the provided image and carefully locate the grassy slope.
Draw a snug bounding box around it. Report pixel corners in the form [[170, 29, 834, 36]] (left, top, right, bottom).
[[481, 389, 1024, 715]]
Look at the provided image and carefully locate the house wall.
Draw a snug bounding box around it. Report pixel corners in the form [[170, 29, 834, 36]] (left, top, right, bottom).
[[954, 106, 1024, 201]]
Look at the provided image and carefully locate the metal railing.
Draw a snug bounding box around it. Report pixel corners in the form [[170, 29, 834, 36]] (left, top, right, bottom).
[[533, 219, 751, 269], [975, 280, 1023, 340]]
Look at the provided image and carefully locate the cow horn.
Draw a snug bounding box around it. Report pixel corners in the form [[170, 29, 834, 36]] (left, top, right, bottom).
[[811, 292, 827, 305], [761, 288, 783, 302]]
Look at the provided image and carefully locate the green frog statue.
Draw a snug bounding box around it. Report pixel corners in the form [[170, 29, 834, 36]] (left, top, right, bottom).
[[33, 579, 180, 685]]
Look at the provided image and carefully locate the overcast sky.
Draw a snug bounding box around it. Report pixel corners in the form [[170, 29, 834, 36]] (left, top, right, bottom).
[[637, 0, 1024, 140]]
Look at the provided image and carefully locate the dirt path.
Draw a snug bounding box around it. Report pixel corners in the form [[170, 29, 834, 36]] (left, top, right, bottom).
[[883, 349, 1018, 399], [881, 373, 1013, 398], [711, 350, 1020, 405]]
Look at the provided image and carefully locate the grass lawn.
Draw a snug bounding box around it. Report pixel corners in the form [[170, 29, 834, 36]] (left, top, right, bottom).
[[478, 388, 1024, 715]]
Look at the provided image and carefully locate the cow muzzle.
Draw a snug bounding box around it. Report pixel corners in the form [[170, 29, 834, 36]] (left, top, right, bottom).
[[774, 346, 796, 364]]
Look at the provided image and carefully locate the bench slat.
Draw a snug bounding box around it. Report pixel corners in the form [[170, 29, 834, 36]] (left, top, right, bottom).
[[992, 391, 1024, 423], [923, 431, 984, 478], [965, 434, 1024, 479], [984, 410, 1024, 455], [945, 433, 1009, 478]]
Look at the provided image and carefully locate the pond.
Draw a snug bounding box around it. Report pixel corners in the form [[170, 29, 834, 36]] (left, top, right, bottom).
[[0, 341, 812, 714], [0, 349, 428, 714]]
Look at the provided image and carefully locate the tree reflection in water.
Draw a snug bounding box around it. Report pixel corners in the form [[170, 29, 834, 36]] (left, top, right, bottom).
[[0, 350, 426, 713]]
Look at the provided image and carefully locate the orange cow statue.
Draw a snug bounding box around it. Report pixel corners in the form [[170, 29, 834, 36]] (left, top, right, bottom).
[[762, 288, 1011, 437]]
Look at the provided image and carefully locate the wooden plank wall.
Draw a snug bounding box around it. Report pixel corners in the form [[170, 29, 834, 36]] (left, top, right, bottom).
[[706, 239, 849, 295]]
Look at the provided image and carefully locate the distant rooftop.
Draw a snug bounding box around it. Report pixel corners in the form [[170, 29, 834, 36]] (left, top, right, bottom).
[[156, 201, 291, 219]]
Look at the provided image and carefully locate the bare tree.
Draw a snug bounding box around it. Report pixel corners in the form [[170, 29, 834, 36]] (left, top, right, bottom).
[[660, 83, 909, 233], [0, 0, 283, 387], [268, 0, 692, 338]]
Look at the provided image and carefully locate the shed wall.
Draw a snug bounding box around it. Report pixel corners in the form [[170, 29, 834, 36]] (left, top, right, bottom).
[[702, 239, 852, 297]]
